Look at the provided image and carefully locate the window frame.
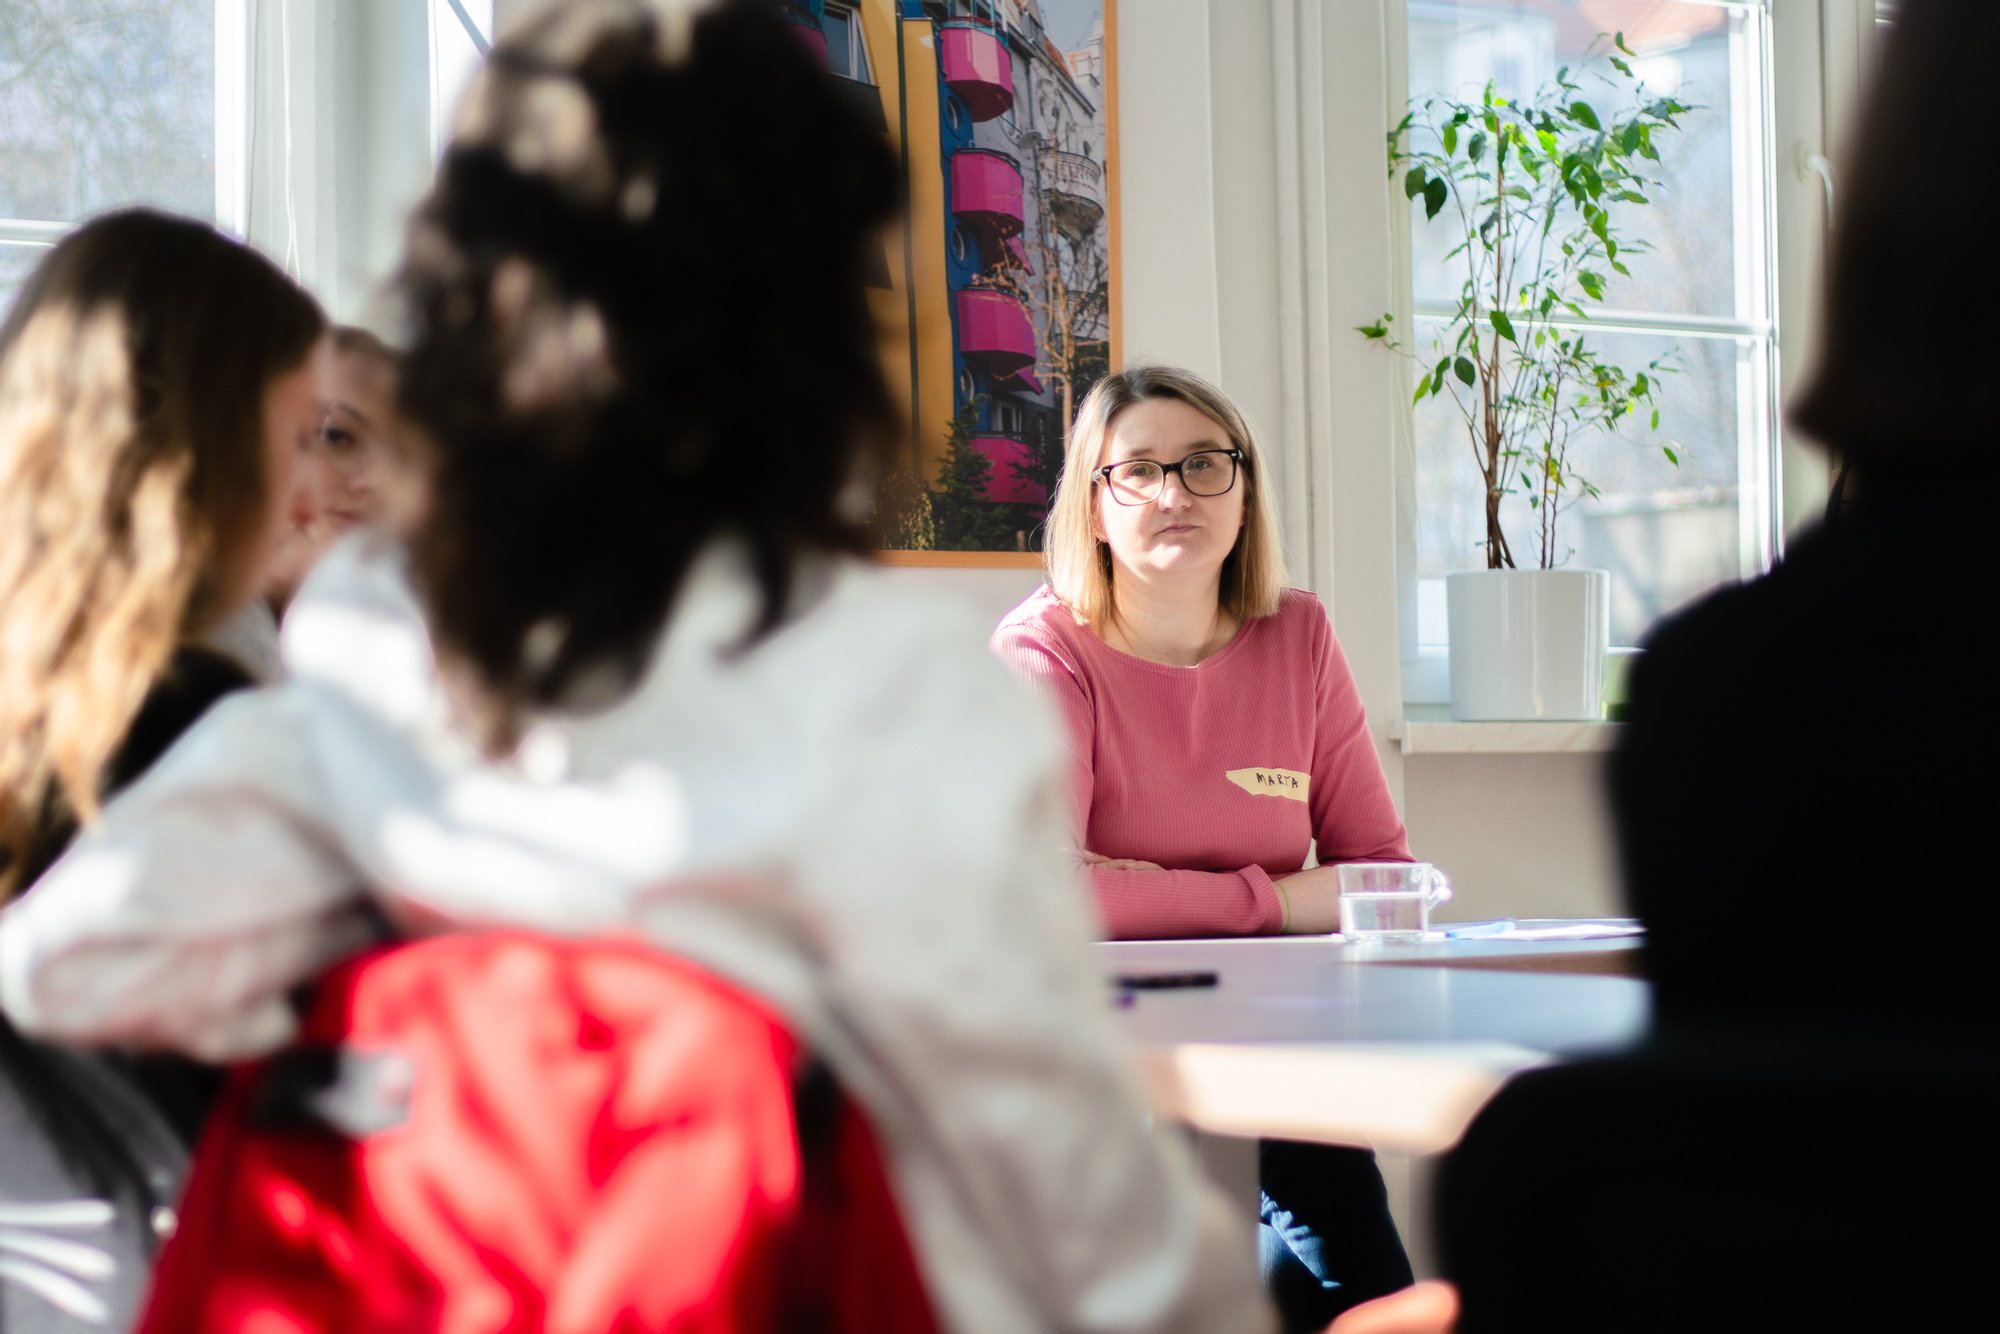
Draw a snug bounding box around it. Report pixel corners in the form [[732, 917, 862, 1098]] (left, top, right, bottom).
[[0, 1, 249, 307], [1385, 0, 1882, 701], [825, 3, 875, 85], [5, 2, 476, 331]]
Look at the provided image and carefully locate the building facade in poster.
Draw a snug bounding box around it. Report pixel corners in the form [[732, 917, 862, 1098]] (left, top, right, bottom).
[[788, 0, 1113, 554]]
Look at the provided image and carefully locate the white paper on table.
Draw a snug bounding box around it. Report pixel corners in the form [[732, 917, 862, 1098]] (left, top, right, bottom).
[[1499, 921, 1646, 941]]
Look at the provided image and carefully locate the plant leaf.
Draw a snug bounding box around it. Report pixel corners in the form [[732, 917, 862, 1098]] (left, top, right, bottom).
[[1453, 356, 1477, 386], [1423, 176, 1449, 218], [1468, 131, 1487, 163], [1413, 374, 1432, 403], [1570, 101, 1601, 130], [1404, 166, 1427, 200], [1490, 310, 1517, 343], [1442, 123, 1457, 155]]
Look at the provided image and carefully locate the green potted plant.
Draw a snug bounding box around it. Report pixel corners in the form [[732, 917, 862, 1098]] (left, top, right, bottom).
[[1360, 35, 1689, 720]]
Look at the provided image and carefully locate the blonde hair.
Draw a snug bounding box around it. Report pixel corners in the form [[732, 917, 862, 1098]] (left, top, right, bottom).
[[1044, 364, 1289, 627], [0, 210, 325, 897]]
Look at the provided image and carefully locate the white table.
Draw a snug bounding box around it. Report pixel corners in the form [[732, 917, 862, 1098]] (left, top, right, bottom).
[[1102, 931, 1649, 1157]]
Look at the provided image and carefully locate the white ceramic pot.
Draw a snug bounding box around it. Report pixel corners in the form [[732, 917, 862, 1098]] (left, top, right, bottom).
[[1446, 568, 1610, 721]]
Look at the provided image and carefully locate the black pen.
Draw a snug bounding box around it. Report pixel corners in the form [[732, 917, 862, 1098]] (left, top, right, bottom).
[[1113, 971, 1219, 991]]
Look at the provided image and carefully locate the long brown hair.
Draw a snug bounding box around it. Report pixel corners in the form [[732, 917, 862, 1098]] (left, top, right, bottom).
[[0, 209, 325, 896], [393, 0, 901, 753]]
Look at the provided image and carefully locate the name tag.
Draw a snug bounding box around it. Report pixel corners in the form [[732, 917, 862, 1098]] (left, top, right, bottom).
[[1225, 767, 1309, 802]]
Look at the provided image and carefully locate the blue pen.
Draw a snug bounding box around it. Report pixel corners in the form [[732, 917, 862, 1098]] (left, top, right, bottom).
[[1443, 918, 1516, 939]]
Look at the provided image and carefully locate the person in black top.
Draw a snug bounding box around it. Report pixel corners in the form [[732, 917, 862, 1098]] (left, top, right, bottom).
[[1611, 0, 2000, 1040], [0, 209, 325, 1330], [1438, 6, 2000, 1328]]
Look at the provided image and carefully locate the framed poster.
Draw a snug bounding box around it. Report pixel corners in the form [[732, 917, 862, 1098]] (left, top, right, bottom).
[[789, 1, 1120, 566]]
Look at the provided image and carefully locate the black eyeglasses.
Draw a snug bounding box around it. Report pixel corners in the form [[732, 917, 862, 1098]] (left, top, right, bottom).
[[1092, 448, 1243, 506]]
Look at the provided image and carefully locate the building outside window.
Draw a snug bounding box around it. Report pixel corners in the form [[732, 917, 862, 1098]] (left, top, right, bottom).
[[1405, 0, 1776, 649]]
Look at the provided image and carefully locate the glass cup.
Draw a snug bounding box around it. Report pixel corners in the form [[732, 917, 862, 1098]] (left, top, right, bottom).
[[1336, 862, 1454, 943]]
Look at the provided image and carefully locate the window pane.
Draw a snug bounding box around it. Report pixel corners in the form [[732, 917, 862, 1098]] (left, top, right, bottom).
[[1412, 322, 1763, 645], [1408, 0, 1767, 323], [0, 1, 216, 225], [1, 243, 54, 321], [825, 10, 854, 80]]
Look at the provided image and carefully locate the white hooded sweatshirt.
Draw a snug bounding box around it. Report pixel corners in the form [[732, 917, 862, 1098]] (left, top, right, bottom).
[[0, 535, 1268, 1334]]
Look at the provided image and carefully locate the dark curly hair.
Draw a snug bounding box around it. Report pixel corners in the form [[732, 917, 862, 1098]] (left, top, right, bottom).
[[394, 0, 900, 748]]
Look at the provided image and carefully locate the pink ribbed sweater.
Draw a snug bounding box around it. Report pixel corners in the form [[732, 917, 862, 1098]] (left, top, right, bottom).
[[992, 586, 1411, 939]]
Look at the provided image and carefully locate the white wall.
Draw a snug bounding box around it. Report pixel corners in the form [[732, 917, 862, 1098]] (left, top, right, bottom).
[[328, 0, 432, 328], [881, 565, 1045, 635], [1403, 755, 1621, 920]]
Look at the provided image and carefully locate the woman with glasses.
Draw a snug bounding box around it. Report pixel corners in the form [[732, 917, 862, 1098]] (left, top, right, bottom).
[[993, 365, 1410, 940], [993, 365, 1417, 1330]]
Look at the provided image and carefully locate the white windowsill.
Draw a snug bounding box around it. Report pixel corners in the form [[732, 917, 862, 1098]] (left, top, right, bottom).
[[1390, 707, 1623, 755]]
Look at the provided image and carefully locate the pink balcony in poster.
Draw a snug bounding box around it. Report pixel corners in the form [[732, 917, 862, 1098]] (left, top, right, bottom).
[[998, 365, 1043, 394], [940, 22, 1014, 122], [971, 433, 1045, 505], [950, 150, 1024, 238], [956, 288, 1036, 377], [783, 1, 827, 62]]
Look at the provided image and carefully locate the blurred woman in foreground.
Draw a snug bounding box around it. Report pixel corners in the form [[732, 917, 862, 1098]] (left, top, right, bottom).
[[0, 3, 1265, 1329]]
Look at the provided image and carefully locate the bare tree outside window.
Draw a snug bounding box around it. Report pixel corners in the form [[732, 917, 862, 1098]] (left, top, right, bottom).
[[0, 0, 214, 312]]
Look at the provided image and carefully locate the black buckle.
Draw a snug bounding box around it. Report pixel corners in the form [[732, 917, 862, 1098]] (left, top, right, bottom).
[[247, 1046, 416, 1138]]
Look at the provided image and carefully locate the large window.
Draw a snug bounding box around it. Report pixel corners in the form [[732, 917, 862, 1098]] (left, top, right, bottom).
[[1406, 0, 1775, 648], [0, 0, 220, 315]]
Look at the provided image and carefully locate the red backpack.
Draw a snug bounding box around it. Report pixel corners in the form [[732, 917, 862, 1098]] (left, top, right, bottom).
[[138, 931, 939, 1334]]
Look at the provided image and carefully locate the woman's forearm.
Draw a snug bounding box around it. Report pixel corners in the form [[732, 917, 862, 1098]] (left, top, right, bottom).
[[1088, 862, 1285, 939]]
